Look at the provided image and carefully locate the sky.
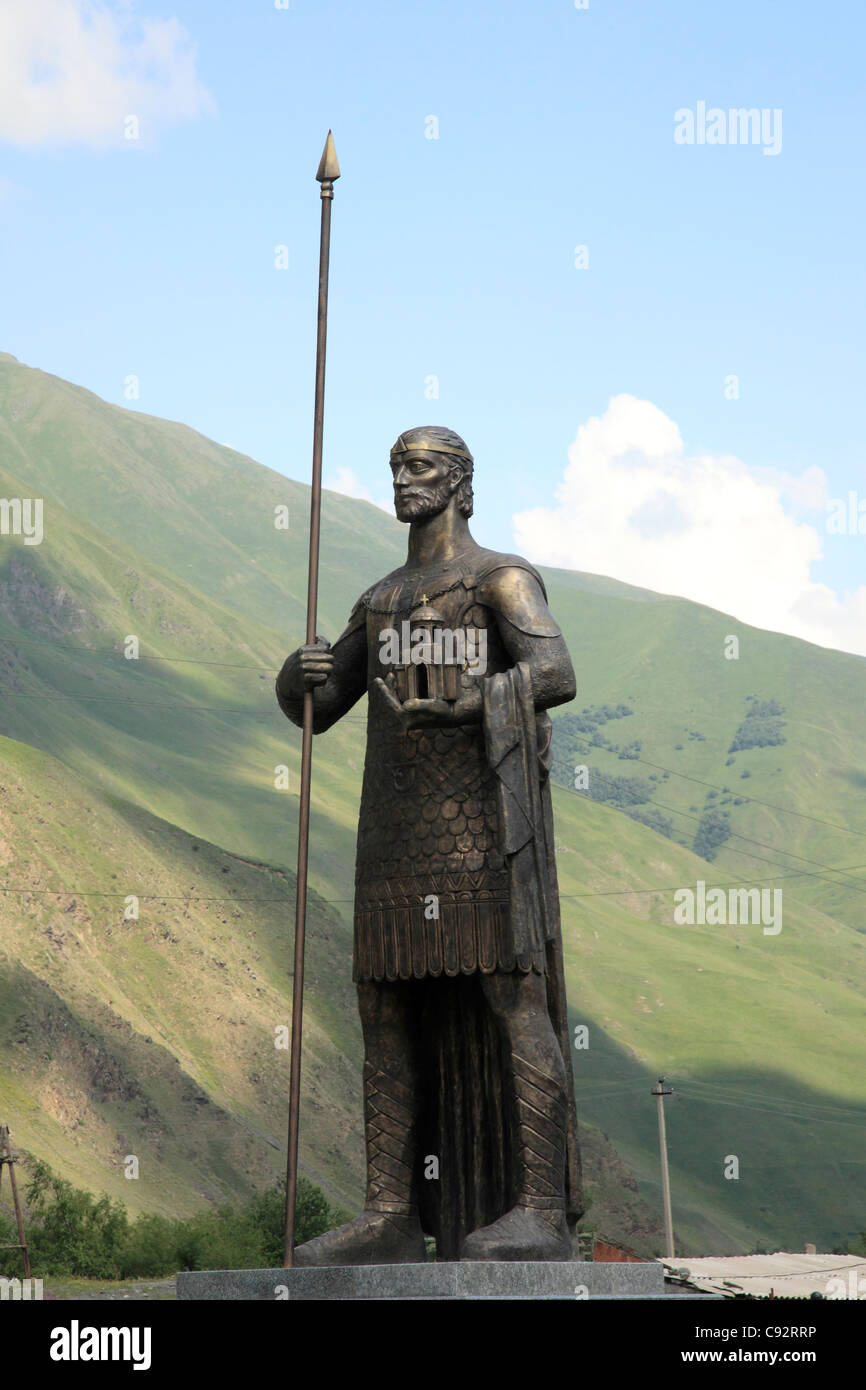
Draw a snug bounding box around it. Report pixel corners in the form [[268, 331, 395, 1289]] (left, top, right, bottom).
[[1, 0, 865, 655]]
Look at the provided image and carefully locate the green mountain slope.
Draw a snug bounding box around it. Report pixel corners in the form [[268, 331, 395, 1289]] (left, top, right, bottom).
[[0, 351, 404, 637], [550, 785, 866, 1252], [1, 351, 864, 1255], [0, 733, 360, 1216], [543, 566, 866, 930]]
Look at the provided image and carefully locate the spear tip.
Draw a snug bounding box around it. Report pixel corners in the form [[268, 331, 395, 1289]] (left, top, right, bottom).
[[316, 130, 341, 183]]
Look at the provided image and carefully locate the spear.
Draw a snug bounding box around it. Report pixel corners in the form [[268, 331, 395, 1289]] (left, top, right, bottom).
[[283, 130, 340, 1267]]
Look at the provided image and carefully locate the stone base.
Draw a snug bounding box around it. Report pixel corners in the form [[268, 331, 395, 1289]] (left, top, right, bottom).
[[177, 1260, 675, 1301]]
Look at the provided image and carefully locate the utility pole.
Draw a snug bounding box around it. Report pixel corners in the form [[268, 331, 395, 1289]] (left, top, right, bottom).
[[651, 1077, 675, 1260], [0, 1124, 31, 1278]]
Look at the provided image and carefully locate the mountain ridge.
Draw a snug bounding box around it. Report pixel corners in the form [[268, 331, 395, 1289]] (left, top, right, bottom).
[[1, 353, 864, 1255]]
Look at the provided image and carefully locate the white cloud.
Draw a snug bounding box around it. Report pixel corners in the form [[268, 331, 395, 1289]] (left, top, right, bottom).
[[0, 0, 215, 148], [513, 394, 866, 658], [758, 464, 828, 514], [327, 466, 395, 515]]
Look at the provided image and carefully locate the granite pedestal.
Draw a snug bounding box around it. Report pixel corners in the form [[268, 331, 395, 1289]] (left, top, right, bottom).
[[177, 1260, 675, 1301]]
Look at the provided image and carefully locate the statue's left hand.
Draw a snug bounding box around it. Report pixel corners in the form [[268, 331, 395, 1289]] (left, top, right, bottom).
[[371, 675, 454, 730]]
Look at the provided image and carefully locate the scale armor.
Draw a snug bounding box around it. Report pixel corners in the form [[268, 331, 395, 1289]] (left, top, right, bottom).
[[352, 550, 555, 983]]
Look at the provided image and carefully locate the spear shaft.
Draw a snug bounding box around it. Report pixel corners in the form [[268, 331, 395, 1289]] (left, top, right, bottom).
[[283, 131, 340, 1267]]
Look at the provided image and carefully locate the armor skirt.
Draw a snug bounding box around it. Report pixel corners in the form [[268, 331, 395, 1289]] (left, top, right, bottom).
[[353, 719, 545, 981]]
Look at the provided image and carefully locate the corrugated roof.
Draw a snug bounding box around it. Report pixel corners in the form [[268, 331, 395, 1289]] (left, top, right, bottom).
[[664, 1253, 866, 1300]]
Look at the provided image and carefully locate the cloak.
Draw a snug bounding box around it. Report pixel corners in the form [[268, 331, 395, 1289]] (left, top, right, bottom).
[[416, 663, 583, 1257]]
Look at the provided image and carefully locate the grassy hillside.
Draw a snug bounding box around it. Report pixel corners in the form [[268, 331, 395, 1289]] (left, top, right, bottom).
[[550, 784, 866, 1251], [0, 351, 404, 637], [0, 733, 361, 1216], [1, 350, 864, 1255], [544, 566, 866, 930]]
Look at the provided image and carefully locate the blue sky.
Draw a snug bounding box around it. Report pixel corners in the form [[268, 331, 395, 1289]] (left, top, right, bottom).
[[1, 0, 864, 652]]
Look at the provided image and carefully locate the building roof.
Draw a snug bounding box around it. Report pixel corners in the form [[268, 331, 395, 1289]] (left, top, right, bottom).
[[663, 1252, 866, 1300]]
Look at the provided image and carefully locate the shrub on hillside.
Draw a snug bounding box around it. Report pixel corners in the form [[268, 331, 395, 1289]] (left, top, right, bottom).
[[692, 807, 732, 861], [729, 697, 787, 753], [15, 1160, 345, 1278], [24, 1160, 129, 1278], [626, 806, 674, 839]]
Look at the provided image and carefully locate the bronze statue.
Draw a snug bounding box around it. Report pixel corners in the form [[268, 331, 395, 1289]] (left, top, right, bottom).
[[276, 426, 582, 1262]]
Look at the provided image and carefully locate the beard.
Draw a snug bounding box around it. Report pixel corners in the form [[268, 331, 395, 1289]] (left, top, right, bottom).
[[394, 478, 454, 522]]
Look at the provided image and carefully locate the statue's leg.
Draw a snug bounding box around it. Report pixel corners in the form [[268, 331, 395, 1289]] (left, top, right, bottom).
[[460, 969, 573, 1262], [292, 979, 426, 1267]]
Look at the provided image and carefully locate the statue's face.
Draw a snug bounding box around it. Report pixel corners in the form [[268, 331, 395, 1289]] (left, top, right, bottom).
[[390, 450, 459, 522]]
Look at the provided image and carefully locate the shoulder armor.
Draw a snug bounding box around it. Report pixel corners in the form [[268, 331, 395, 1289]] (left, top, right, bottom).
[[346, 585, 375, 632], [475, 555, 561, 637], [471, 549, 547, 594]]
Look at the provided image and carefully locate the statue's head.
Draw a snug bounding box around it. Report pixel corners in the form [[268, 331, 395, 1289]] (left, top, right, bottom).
[[389, 426, 474, 523]]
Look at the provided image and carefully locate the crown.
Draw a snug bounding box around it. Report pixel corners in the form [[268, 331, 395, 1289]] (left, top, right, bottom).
[[390, 433, 474, 463]]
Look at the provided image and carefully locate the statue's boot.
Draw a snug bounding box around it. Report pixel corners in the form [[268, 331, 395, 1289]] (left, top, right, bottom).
[[293, 1061, 425, 1266], [460, 1051, 573, 1262], [292, 1209, 423, 1266]]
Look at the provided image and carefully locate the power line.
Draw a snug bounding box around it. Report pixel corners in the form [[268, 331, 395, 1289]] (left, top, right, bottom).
[[573, 1086, 649, 1104], [0, 627, 861, 836], [1, 650, 272, 708], [566, 739, 865, 838], [671, 1086, 866, 1132], [574, 1075, 866, 1123], [0, 886, 293, 902], [2, 645, 864, 905], [2, 685, 862, 894], [2, 688, 863, 891], [4, 859, 866, 904], [580, 792, 866, 894], [572, 1076, 866, 1131], [5, 731, 866, 910], [2, 627, 863, 840], [555, 859, 866, 900], [0, 689, 279, 717], [0, 633, 275, 672], [672, 1078, 866, 1121]]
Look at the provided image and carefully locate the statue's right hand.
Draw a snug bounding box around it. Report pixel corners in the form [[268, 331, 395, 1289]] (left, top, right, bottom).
[[297, 637, 334, 689]]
